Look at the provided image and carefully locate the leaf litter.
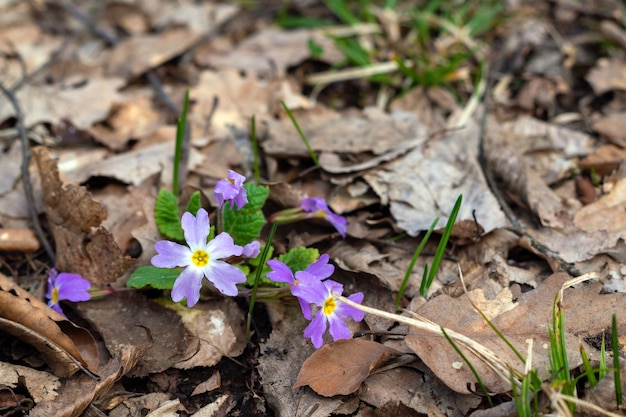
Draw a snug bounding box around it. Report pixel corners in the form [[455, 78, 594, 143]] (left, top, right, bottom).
[[0, 1, 625, 416]]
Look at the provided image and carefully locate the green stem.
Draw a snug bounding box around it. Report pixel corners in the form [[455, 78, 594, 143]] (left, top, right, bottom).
[[246, 222, 278, 344], [251, 115, 260, 184], [173, 89, 190, 196]]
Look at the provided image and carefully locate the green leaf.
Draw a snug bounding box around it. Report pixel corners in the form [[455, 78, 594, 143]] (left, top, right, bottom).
[[323, 0, 360, 24], [223, 183, 269, 246], [127, 266, 180, 290], [186, 191, 201, 216], [155, 189, 184, 241], [307, 38, 324, 59], [279, 247, 320, 273]]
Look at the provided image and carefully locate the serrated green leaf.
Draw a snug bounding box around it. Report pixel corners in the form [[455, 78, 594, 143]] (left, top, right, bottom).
[[186, 191, 201, 216], [279, 247, 320, 273], [155, 189, 184, 240], [223, 183, 269, 245], [127, 266, 180, 289]]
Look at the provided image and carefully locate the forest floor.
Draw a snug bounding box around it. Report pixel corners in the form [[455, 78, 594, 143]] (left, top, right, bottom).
[[1, 1, 626, 416]]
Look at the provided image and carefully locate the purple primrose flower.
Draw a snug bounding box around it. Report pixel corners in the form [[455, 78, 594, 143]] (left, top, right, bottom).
[[300, 197, 347, 238], [214, 170, 248, 210], [46, 269, 91, 316], [242, 241, 261, 258], [151, 208, 245, 307], [292, 277, 364, 349], [267, 254, 335, 320]]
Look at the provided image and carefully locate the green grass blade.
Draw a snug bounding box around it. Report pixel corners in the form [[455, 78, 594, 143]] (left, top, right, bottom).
[[580, 345, 598, 388], [419, 263, 429, 298], [612, 314, 622, 407], [280, 100, 318, 165], [473, 305, 526, 364], [173, 89, 190, 196], [384, 0, 397, 9], [423, 195, 462, 293], [441, 326, 492, 406], [396, 217, 438, 309], [323, 0, 360, 24], [600, 333, 608, 380], [251, 115, 260, 184]]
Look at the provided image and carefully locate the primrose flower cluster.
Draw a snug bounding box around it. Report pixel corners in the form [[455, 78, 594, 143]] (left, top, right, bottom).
[[267, 254, 364, 348], [149, 169, 363, 348]]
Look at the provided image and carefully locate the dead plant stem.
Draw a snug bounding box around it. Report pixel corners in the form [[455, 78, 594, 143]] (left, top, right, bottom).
[[0, 83, 56, 264]]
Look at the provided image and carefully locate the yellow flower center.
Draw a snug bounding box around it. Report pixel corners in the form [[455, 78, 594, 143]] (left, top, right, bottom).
[[191, 249, 210, 267], [323, 296, 336, 315], [51, 287, 59, 305]]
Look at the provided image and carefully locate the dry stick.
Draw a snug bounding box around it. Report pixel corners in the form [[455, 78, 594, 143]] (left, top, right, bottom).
[[0, 83, 56, 264], [59, 2, 191, 190], [476, 63, 582, 277]]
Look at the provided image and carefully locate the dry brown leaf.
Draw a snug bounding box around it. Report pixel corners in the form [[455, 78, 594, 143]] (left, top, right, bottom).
[[484, 115, 586, 228], [0, 140, 22, 197], [0, 273, 99, 378], [74, 292, 188, 377], [0, 23, 63, 87], [264, 106, 424, 159], [592, 113, 626, 148], [91, 183, 148, 255], [0, 78, 124, 129], [524, 177, 626, 264], [294, 339, 401, 397], [406, 272, 626, 394], [579, 145, 626, 176], [191, 371, 221, 396], [106, 27, 202, 78], [364, 111, 507, 236], [88, 95, 164, 151], [33, 147, 134, 286], [574, 178, 626, 247], [258, 303, 346, 417], [163, 298, 246, 369], [390, 86, 459, 132], [189, 395, 236, 417], [329, 239, 459, 297], [0, 362, 60, 403], [149, 2, 238, 33], [358, 367, 422, 409], [29, 344, 146, 417], [586, 57, 626, 95], [196, 27, 343, 77]]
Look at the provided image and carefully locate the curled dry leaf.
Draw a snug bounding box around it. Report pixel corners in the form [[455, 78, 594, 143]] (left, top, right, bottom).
[[29, 344, 146, 417], [32, 146, 134, 286], [294, 339, 401, 397], [0, 273, 99, 378]]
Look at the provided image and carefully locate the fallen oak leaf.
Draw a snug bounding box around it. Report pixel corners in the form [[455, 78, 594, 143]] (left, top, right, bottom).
[[293, 339, 401, 397], [0, 273, 99, 378]]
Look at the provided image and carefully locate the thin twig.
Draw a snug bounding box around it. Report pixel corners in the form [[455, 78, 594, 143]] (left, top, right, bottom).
[[0, 83, 56, 263]]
